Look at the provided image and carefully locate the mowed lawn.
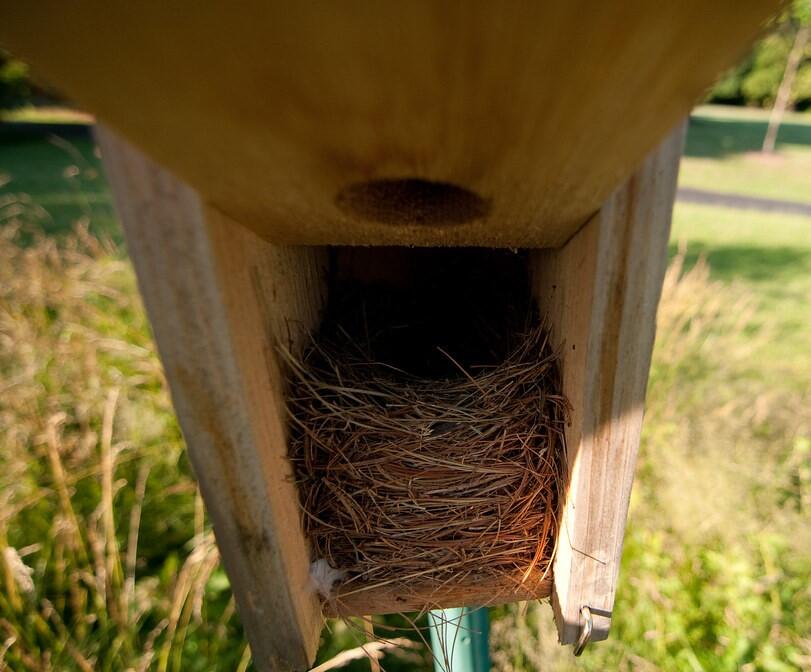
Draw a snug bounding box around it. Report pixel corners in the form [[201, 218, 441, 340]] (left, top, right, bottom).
[[0, 107, 810, 671], [0, 123, 118, 241], [681, 105, 811, 204], [672, 204, 811, 381]]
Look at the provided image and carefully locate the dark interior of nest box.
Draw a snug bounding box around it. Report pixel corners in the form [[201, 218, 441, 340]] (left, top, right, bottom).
[[325, 247, 534, 377], [283, 246, 565, 616]]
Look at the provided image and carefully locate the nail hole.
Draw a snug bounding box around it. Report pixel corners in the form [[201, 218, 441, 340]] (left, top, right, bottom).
[[336, 178, 489, 227]]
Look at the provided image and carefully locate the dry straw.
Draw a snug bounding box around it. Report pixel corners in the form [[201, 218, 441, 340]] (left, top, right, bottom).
[[281, 317, 567, 609]]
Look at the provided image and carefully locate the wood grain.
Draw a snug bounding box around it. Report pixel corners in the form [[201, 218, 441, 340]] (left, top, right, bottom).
[[96, 122, 682, 655], [327, 574, 552, 618], [95, 127, 327, 670], [532, 124, 685, 644], [4, 1, 777, 247]]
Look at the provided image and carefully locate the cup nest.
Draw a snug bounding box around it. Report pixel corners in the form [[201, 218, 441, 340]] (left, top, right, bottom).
[[281, 317, 568, 608]]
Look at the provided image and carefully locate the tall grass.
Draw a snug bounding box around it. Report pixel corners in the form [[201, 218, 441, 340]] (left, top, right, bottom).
[[491, 255, 811, 671], [0, 225, 248, 671]]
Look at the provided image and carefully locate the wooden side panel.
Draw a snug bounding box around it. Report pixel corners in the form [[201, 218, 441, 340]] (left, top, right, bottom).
[[96, 127, 327, 670], [3, 1, 777, 247], [533, 125, 685, 644]]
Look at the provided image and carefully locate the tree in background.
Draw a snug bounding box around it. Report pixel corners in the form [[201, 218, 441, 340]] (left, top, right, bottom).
[[763, 0, 811, 152], [0, 48, 67, 111], [0, 49, 31, 109], [709, 1, 811, 112]]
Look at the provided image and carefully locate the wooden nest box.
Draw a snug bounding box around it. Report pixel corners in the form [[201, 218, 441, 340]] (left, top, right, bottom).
[[3, 2, 779, 668]]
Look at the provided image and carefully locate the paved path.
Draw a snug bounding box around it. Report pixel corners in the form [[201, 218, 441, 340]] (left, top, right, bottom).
[[678, 186, 811, 218]]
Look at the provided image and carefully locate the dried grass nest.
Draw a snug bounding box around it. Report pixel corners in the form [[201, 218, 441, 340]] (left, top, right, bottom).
[[281, 318, 568, 604]]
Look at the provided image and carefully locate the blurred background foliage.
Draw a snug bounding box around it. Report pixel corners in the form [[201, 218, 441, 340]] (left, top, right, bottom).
[[0, 50, 30, 110], [0, 49, 63, 112], [709, 1, 811, 110]]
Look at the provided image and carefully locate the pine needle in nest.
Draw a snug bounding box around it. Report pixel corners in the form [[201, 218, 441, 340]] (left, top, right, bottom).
[[281, 317, 568, 610]]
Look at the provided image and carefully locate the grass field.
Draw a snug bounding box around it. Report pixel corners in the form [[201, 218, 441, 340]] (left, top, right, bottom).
[[489, 197, 811, 671], [1, 107, 810, 671], [0, 126, 118, 242], [681, 106, 811, 204]]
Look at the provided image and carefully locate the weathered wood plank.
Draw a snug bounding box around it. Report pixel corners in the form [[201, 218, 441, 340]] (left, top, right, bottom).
[[533, 124, 685, 645], [328, 574, 552, 618], [4, 2, 777, 247], [96, 127, 327, 670]]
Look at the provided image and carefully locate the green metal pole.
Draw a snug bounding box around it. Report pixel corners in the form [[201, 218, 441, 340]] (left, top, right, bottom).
[[428, 607, 490, 672]]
